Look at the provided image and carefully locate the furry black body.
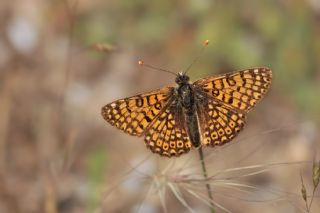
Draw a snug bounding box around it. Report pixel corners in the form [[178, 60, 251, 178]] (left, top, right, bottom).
[[174, 72, 202, 147]]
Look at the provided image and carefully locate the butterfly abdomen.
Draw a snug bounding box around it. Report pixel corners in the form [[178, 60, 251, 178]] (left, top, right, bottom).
[[184, 112, 201, 147]]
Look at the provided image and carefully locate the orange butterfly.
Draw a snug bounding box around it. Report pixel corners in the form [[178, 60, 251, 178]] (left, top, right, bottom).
[[101, 66, 272, 157]]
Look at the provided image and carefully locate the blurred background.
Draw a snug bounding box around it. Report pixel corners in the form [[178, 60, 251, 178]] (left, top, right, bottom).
[[0, 0, 319, 212]]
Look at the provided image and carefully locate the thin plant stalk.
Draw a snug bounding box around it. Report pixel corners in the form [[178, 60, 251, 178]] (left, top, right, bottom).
[[198, 146, 215, 213]]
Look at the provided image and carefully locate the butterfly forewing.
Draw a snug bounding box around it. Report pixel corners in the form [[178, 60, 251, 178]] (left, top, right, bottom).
[[144, 105, 192, 157], [101, 87, 174, 136], [194, 68, 272, 112]]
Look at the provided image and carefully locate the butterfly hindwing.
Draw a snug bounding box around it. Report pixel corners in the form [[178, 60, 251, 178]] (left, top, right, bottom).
[[101, 87, 174, 136], [194, 68, 272, 112], [197, 98, 246, 147], [144, 104, 192, 157]]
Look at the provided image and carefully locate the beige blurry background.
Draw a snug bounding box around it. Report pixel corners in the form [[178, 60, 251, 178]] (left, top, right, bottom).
[[0, 0, 319, 212]]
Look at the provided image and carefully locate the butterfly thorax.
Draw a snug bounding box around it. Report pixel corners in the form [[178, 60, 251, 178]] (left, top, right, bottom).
[[175, 72, 201, 147], [178, 84, 195, 113], [175, 72, 194, 111]]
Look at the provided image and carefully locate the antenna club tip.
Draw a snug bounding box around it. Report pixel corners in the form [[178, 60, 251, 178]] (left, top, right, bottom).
[[138, 60, 144, 66], [203, 40, 209, 46]]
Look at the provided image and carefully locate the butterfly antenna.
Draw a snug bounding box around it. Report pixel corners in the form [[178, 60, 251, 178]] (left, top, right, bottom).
[[138, 60, 177, 76], [183, 39, 209, 75]]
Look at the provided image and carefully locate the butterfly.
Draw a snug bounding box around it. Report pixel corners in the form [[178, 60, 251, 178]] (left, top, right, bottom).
[[101, 67, 272, 157]]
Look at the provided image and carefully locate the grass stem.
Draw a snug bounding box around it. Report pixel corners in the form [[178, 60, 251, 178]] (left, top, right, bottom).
[[198, 146, 215, 213]]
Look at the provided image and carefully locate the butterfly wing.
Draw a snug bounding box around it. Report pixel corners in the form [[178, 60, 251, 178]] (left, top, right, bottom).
[[144, 102, 192, 157], [196, 97, 246, 146], [101, 87, 174, 136], [194, 67, 272, 146], [194, 68, 272, 112]]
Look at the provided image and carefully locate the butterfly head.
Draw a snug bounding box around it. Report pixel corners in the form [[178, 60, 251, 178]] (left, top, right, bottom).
[[175, 72, 190, 85]]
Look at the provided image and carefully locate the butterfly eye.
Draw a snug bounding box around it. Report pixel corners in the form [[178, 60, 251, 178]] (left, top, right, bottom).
[[175, 76, 182, 84]]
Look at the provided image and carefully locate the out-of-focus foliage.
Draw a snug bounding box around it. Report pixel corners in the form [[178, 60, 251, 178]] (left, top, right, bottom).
[[0, 0, 319, 212]]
